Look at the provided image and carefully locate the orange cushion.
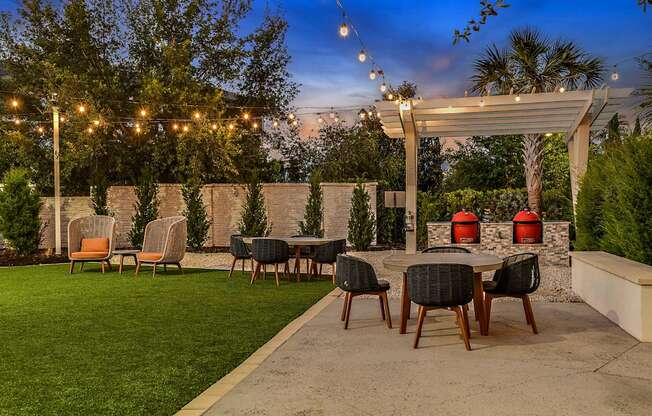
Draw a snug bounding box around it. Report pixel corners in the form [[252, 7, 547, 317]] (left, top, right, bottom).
[[70, 251, 109, 259], [137, 252, 163, 262], [81, 238, 109, 253]]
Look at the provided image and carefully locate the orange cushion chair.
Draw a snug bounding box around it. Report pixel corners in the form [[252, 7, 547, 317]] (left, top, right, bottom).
[[67, 216, 115, 273]]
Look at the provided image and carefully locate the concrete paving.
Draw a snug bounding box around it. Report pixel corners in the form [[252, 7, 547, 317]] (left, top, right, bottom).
[[205, 298, 652, 416]]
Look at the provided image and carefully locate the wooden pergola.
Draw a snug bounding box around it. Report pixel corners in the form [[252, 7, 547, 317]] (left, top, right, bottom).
[[375, 87, 634, 253]]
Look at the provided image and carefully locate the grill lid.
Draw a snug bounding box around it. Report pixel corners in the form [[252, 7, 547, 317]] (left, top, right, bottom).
[[513, 209, 540, 223], [451, 210, 479, 223]]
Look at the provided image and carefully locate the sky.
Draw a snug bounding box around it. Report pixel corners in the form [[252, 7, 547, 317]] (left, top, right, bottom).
[[3, 0, 651, 134]]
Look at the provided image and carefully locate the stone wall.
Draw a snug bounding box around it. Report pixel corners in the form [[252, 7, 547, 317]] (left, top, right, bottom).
[[427, 222, 570, 266]]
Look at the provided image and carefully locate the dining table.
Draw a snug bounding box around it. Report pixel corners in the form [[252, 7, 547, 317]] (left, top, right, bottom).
[[241, 236, 335, 281], [382, 252, 503, 336]]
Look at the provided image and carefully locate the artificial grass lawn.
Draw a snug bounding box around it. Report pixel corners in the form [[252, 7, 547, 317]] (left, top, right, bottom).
[[0, 264, 334, 415]]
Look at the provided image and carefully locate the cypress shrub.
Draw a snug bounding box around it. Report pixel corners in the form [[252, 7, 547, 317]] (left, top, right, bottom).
[[238, 174, 270, 236], [90, 177, 112, 216], [575, 152, 609, 251], [182, 178, 211, 251], [298, 173, 324, 237], [128, 170, 159, 249], [0, 168, 42, 255], [347, 182, 376, 251]]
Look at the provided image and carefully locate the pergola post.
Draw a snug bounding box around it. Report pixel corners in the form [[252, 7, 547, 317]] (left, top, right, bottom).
[[399, 101, 419, 254], [567, 119, 590, 212]]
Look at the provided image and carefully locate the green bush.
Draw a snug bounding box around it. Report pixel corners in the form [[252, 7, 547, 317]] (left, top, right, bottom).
[[182, 178, 211, 251], [347, 182, 376, 251], [238, 174, 270, 237], [0, 168, 42, 255], [128, 170, 159, 249], [90, 177, 112, 216], [298, 173, 324, 237]]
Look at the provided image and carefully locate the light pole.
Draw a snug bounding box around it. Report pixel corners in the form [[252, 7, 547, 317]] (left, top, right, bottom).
[[51, 99, 62, 255]]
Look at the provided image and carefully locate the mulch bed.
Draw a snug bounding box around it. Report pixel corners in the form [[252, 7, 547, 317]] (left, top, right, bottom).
[[0, 249, 69, 267]]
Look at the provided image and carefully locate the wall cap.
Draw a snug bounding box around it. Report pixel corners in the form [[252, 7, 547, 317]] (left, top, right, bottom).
[[571, 251, 652, 286]]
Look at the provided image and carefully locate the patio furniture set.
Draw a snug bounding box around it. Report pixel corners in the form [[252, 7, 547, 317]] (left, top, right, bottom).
[[67, 215, 187, 276], [336, 246, 541, 351]]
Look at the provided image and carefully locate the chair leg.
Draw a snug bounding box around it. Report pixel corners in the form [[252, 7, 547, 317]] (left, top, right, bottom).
[[100, 262, 105, 274], [341, 292, 350, 321], [523, 295, 538, 334], [163, 264, 167, 272], [284, 262, 290, 281], [414, 306, 427, 349], [522, 295, 532, 325], [263, 264, 266, 280], [106, 260, 112, 271], [81, 262, 85, 272], [484, 294, 493, 335], [177, 263, 183, 274], [344, 293, 353, 329], [379, 295, 386, 321], [319, 264, 323, 276], [382, 292, 392, 329], [331, 262, 336, 285], [241, 259, 245, 274], [462, 303, 471, 339], [456, 306, 472, 351], [135, 261, 141, 276], [152, 263, 157, 277], [69, 261, 75, 274], [250, 263, 261, 285], [274, 263, 280, 287], [228, 257, 237, 279]]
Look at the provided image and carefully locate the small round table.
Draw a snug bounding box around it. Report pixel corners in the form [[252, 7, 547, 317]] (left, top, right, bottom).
[[113, 249, 140, 274], [383, 252, 503, 336]]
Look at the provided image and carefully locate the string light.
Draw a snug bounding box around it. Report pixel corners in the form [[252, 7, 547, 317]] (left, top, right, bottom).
[[358, 50, 366, 63], [11, 99, 18, 108], [243, 112, 250, 120], [14, 118, 21, 125], [60, 116, 65, 123], [611, 70, 619, 81], [78, 104, 86, 113], [545, 133, 553, 137], [334, 115, 340, 122], [387, 93, 394, 100], [37, 126, 44, 133], [87, 127, 93, 133], [93, 119, 100, 126], [211, 123, 218, 130], [339, 23, 349, 37], [369, 70, 376, 80], [288, 112, 295, 120], [317, 115, 324, 123], [291, 119, 298, 126], [228, 123, 235, 130], [367, 110, 373, 117], [172, 123, 179, 130], [559, 86, 565, 93], [139, 108, 147, 117], [359, 111, 366, 119], [380, 83, 387, 93], [272, 120, 279, 128], [252, 122, 258, 129], [514, 94, 521, 102], [182, 125, 189, 132], [135, 126, 142, 134], [193, 111, 201, 119]]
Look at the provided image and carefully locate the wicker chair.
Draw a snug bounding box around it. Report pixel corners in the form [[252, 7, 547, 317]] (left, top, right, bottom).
[[309, 239, 347, 284], [291, 234, 316, 274], [422, 246, 471, 254], [250, 238, 291, 287], [483, 253, 541, 334], [229, 234, 252, 278], [407, 264, 474, 350], [336, 254, 391, 330], [68, 215, 116, 274], [135, 216, 187, 277]]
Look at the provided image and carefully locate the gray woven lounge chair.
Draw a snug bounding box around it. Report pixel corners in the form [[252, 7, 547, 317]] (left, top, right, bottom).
[[250, 238, 290, 287], [336, 254, 391, 329], [309, 239, 346, 284], [407, 263, 474, 350], [229, 234, 252, 278], [135, 216, 187, 277], [422, 246, 471, 254], [483, 253, 540, 334], [68, 215, 116, 273]]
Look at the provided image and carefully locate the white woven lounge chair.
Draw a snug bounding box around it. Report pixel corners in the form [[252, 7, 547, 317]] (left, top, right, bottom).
[[68, 215, 116, 273], [135, 216, 187, 277]]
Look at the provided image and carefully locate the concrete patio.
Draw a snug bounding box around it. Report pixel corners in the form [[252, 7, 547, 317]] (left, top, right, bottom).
[[205, 297, 652, 416]]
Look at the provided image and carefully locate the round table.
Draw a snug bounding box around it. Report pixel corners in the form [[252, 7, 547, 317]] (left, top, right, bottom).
[[383, 252, 503, 336], [241, 237, 335, 280], [113, 249, 140, 274]]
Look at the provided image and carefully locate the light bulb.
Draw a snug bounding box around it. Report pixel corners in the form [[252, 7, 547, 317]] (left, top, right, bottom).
[[611, 71, 619, 81], [369, 70, 376, 80], [135, 126, 141, 133], [376, 112, 380, 117], [334, 116, 339, 123], [317, 115, 324, 123], [78, 104, 86, 113], [380, 83, 387, 93], [545, 133, 553, 137], [559, 87, 565, 93], [37, 126, 44, 133], [515, 94, 521, 102], [172, 123, 179, 130], [140, 109, 147, 117], [87, 127, 93, 133], [93, 119, 100, 126], [243, 113, 250, 120], [367, 111, 373, 117], [252, 122, 258, 129], [387, 93, 394, 100], [273, 120, 279, 128], [228, 123, 235, 130], [359, 112, 366, 119], [14, 118, 21, 125], [288, 113, 295, 120], [60, 116, 65, 123], [292, 120, 298, 126], [11, 99, 18, 108], [339, 23, 349, 37], [358, 50, 366, 63], [193, 111, 201, 119], [182, 125, 189, 132], [211, 123, 217, 130]]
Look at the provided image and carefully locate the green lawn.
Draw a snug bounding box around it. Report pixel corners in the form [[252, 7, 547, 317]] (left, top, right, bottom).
[[0, 264, 333, 415]]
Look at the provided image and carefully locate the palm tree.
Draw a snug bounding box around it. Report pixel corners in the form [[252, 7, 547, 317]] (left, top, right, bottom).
[[470, 29, 604, 214]]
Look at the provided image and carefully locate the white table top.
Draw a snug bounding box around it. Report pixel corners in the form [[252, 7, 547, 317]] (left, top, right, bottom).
[[241, 237, 335, 247], [383, 252, 503, 273]]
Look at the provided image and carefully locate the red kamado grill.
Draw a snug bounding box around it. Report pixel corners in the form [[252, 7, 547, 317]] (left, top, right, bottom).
[[451, 210, 480, 244], [513, 210, 543, 244]]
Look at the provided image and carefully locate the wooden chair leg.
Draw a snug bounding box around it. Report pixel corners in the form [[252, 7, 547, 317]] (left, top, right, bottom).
[[331, 262, 336, 285], [484, 294, 493, 335], [523, 295, 538, 334], [456, 306, 472, 351], [413, 306, 427, 349], [241, 259, 245, 273], [228, 257, 237, 279], [163, 264, 167, 272], [250, 263, 261, 285], [106, 260, 112, 271], [522, 295, 532, 324], [69, 261, 75, 274], [274, 263, 280, 287], [152, 263, 156, 277], [341, 292, 349, 321], [263, 264, 266, 280], [462, 303, 471, 339], [135, 261, 141, 276], [284, 262, 291, 281], [80, 262, 85, 272], [100, 262, 105, 273], [344, 293, 353, 329], [319, 264, 323, 276], [177, 263, 183, 274], [382, 292, 392, 329], [379, 295, 386, 321]]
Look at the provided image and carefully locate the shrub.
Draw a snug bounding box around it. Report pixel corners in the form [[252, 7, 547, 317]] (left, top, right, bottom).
[[182, 178, 211, 251], [90, 177, 112, 216], [298, 173, 324, 237], [0, 168, 42, 255], [128, 170, 159, 249], [347, 182, 376, 251], [239, 174, 270, 236]]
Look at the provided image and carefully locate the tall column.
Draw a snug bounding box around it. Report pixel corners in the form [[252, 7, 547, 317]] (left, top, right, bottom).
[[568, 119, 590, 214], [52, 106, 62, 255], [399, 101, 419, 254]]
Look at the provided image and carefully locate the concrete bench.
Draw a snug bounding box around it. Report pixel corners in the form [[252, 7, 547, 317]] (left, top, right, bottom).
[[571, 251, 652, 342]]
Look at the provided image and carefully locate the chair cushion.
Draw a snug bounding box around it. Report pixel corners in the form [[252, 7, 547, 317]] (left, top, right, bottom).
[[81, 238, 109, 252], [70, 251, 109, 260], [377, 279, 390, 291], [138, 252, 163, 262]]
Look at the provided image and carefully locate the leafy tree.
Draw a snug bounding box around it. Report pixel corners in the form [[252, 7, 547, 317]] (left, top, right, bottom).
[[470, 28, 604, 214], [347, 182, 376, 251], [0, 168, 42, 255], [298, 173, 324, 237], [238, 173, 270, 236], [128, 169, 159, 249], [182, 177, 211, 251]]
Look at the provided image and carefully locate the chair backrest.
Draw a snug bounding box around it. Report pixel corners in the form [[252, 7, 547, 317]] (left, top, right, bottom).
[[230, 234, 251, 258], [406, 263, 474, 307], [251, 238, 289, 263], [335, 254, 380, 292], [492, 253, 540, 294], [67, 215, 115, 257], [313, 239, 347, 263], [143, 216, 187, 262], [422, 246, 471, 254]]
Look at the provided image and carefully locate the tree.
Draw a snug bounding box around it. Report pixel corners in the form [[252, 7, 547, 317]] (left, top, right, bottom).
[[128, 169, 159, 249], [418, 136, 444, 193], [298, 172, 324, 237], [347, 182, 375, 251], [90, 176, 111, 216], [0, 168, 42, 255], [238, 173, 270, 236], [182, 177, 211, 251], [470, 28, 604, 214]]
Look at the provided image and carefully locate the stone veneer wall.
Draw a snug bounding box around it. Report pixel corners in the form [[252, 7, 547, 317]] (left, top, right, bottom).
[[427, 222, 570, 266], [108, 182, 377, 248]]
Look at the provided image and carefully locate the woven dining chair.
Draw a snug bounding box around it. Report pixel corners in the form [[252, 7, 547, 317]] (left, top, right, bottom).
[[336, 254, 391, 330], [68, 215, 116, 273], [135, 216, 187, 277], [250, 238, 291, 287], [483, 253, 541, 334], [309, 239, 347, 284], [422, 246, 471, 254], [407, 263, 474, 350], [229, 234, 252, 278]]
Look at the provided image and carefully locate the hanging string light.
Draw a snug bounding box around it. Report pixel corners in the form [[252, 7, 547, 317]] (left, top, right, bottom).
[[317, 114, 324, 123], [37, 126, 44, 134], [243, 112, 250, 120], [139, 108, 147, 117], [11, 99, 19, 108], [77, 104, 86, 113], [339, 22, 349, 37], [252, 121, 258, 129], [380, 83, 387, 93], [172, 123, 179, 130], [387, 93, 394, 100], [558, 86, 565, 93], [288, 112, 295, 120], [228, 123, 235, 130], [358, 50, 366, 63], [211, 123, 218, 130], [291, 119, 298, 126], [369, 70, 376, 80], [193, 111, 201, 120], [86, 127, 93, 134], [514, 94, 521, 102], [14, 118, 21, 125], [272, 120, 279, 128], [183, 125, 189, 132]]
